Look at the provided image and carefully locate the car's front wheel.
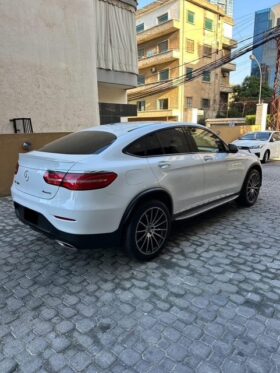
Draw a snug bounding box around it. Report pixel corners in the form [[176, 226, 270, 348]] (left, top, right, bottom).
[[124, 200, 171, 261], [237, 168, 261, 207]]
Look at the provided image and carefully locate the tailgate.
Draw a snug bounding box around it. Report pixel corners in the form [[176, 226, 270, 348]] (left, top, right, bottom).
[[14, 151, 90, 199]]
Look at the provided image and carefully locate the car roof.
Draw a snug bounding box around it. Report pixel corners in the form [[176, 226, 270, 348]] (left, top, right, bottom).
[[81, 122, 203, 137]]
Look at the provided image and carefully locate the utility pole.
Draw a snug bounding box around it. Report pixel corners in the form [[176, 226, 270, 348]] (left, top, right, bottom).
[[271, 37, 280, 130]]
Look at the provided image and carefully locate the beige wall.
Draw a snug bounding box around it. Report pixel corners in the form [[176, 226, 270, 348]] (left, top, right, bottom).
[[0, 0, 99, 134], [98, 84, 127, 104], [0, 133, 69, 196], [210, 124, 262, 143]]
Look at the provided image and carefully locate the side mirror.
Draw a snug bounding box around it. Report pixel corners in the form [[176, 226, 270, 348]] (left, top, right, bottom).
[[228, 143, 238, 153], [270, 138, 274, 143]]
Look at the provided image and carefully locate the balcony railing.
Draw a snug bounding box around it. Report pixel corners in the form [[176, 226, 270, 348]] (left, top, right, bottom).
[[137, 19, 180, 44], [221, 62, 236, 72], [138, 49, 180, 69], [222, 37, 238, 49], [134, 109, 179, 118], [220, 84, 233, 93]]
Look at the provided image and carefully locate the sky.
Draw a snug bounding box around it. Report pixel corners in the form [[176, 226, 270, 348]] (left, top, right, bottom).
[[137, 0, 279, 85]]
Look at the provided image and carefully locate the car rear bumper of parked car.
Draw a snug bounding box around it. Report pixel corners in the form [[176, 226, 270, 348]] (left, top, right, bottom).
[[14, 202, 121, 249]]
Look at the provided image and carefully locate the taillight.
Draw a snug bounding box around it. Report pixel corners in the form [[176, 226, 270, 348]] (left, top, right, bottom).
[[43, 171, 117, 190], [15, 162, 19, 175], [43, 171, 65, 186]]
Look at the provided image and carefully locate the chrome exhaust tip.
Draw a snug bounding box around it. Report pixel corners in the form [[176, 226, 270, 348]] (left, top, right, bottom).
[[56, 240, 76, 250]]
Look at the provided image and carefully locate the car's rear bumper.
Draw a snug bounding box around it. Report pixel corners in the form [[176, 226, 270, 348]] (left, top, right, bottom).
[[14, 202, 121, 249]]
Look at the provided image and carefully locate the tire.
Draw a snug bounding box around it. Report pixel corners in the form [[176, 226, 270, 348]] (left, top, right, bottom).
[[237, 168, 261, 207], [124, 200, 171, 261], [262, 150, 270, 164]]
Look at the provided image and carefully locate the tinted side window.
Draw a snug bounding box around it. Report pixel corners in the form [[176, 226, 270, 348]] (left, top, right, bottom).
[[40, 131, 116, 155], [125, 133, 163, 156], [190, 128, 226, 153], [272, 132, 280, 141], [157, 127, 191, 154]]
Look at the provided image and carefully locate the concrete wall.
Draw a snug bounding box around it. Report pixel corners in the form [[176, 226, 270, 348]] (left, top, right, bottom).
[[0, 133, 69, 197], [98, 84, 127, 104], [137, 1, 179, 28], [209, 124, 262, 143], [0, 0, 99, 134]]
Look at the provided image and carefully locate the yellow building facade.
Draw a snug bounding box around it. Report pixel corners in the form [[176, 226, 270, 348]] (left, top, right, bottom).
[[128, 0, 236, 122]]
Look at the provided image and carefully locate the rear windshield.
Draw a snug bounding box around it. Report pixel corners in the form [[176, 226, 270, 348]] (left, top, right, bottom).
[[40, 131, 117, 154]]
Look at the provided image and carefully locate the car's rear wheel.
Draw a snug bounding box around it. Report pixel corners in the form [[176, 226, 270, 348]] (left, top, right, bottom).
[[237, 168, 261, 207], [124, 200, 171, 261], [262, 150, 270, 163]]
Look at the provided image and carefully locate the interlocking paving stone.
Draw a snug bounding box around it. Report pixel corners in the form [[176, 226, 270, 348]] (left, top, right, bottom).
[[0, 162, 280, 371]]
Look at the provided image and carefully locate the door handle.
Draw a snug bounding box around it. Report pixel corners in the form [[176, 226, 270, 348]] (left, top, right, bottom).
[[158, 161, 171, 169], [204, 155, 214, 162]]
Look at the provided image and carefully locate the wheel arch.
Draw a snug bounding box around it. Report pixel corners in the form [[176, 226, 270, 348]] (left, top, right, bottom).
[[119, 188, 173, 233], [241, 162, 262, 190]]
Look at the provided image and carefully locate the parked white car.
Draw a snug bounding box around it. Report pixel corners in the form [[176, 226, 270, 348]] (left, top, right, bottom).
[[12, 123, 262, 260], [233, 131, 280, 163]]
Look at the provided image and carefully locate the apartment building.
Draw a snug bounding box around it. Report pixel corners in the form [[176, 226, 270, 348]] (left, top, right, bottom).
[[207, 0, 233, 17], [0, 0, 137, 133], [128, 0, 236, 122], [251, 5, 280, 89]]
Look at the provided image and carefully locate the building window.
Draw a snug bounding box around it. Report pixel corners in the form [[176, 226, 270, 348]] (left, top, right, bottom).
[[157, 13, 169, 24], [204, 18, 213, 31], [201, 98, 210, 109], [138, 48, 145, 60], [136, 23, 144, 33], [202, 71, 211, 82], [137, 101, 145, 112], [186, 67, 193, 80], [203, 45, 212, 58], [137, 75, 145, 86], [187, 10, 195, 24], [158, 99, 169, 110], [158, 40, 168, 53], [146, 49, 156, 58], [185, 97, 193, 109], [159, 69, 169, 81], [186, 39, 195, 53]]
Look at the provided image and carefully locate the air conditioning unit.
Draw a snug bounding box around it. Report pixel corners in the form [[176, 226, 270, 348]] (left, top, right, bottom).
[[151, 67, 157, 73], [222, 71, 229, 78]]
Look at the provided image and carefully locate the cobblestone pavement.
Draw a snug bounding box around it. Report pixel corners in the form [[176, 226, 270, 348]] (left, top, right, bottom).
[[1, 162, 280, 372]]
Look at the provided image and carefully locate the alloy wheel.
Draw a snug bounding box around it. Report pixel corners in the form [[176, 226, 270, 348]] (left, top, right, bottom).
[[246, 171, 261, 204], [135, 207, 169, 255]]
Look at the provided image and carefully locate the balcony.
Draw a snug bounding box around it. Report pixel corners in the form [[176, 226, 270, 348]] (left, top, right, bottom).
[[137, 19, 180, 44], [134, 109, 180, 119], [220, 84, 233, 93], [221, 62, 236, 72], [222, 37, 238, 49], [138, 49, 180, 69]]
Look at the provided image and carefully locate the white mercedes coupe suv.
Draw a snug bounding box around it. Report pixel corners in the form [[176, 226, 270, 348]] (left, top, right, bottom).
[[12, 123, 262, 260]]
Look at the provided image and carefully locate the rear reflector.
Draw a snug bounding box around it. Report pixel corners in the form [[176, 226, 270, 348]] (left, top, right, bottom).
[[54, 215, 76, 221], [44, 171, 117, 191]]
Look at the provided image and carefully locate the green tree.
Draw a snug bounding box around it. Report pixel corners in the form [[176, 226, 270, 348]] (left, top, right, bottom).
[[228, 76, 274, 117], [233, 76, 274, 102]]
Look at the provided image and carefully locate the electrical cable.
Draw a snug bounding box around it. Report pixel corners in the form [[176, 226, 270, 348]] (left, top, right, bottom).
[[129, 25, 280, 101]]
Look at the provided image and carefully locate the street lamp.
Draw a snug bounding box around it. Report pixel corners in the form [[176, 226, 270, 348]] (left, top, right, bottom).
[[250, 54, 262, 104]]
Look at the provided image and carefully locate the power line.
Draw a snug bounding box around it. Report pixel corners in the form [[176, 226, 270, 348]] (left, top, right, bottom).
[[136, 25, 272, 84], [130, 26, 278, 98], [129, 25, 280, 101]]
